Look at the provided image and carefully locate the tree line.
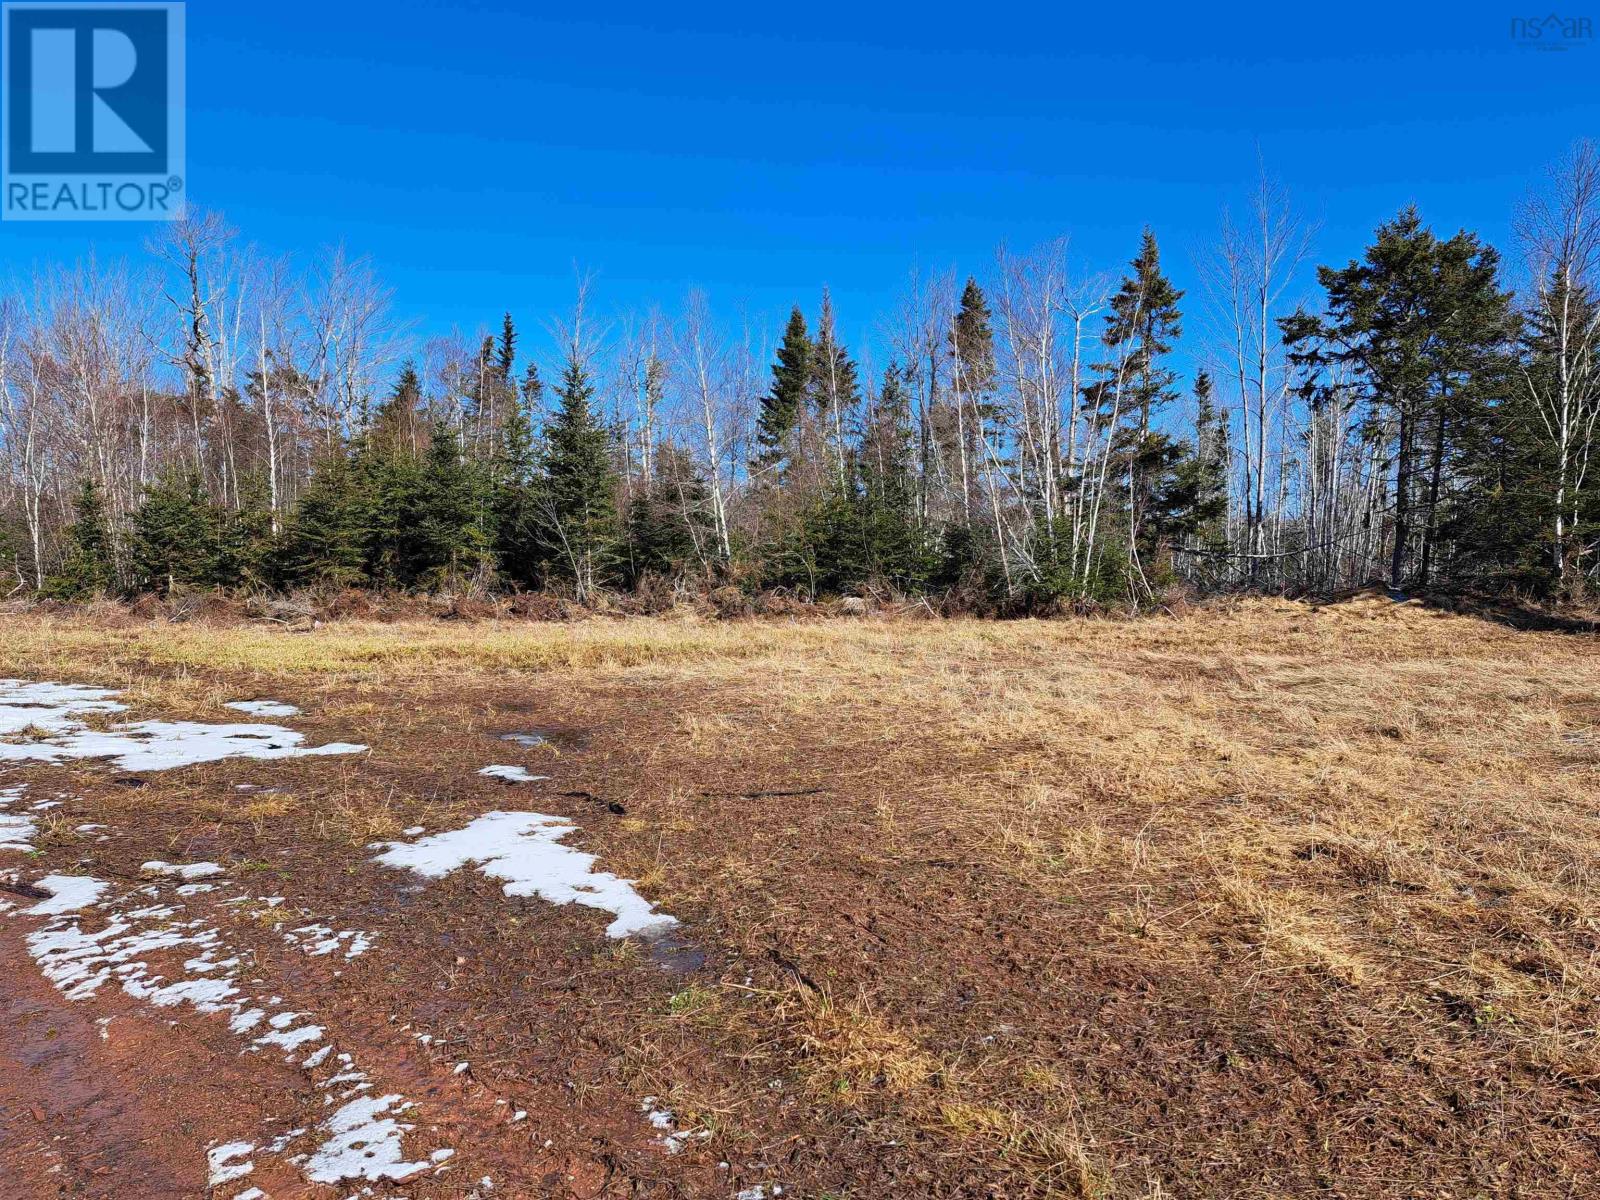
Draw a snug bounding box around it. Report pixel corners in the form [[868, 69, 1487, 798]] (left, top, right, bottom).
[[5, 143, 1600, 611]]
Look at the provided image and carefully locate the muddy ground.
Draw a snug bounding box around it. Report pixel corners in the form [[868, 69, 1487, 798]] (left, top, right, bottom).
[[1, 599, 1597, 1199]]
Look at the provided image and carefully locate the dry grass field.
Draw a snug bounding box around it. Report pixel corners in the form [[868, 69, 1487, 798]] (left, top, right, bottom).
[[0, 595, 1596, 1198]]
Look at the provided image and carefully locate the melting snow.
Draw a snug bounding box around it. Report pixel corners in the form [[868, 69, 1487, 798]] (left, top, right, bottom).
[[478, 765, 547, 784], [226, 700, 302, 718], [207, 1141, 256, 1187], [0, 679, 364, 771], [371, 811, 677, 939], [7, 876, 446, 1185], [640, 1096, 710, 1155], [0, 786, 35, 850], [303, 1093, 432, 1184], [26, 874, 110, 915]]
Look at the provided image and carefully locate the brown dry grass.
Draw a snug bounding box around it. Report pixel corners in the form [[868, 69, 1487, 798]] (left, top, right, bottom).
[[2, 594, 1596, 1197]]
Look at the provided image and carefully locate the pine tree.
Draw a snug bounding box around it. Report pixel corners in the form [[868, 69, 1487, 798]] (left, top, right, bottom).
[[541, 353, 618, 601], [755, 307, 813, 473], [46, 480, 116, 598], [131, 470, 221, 594]]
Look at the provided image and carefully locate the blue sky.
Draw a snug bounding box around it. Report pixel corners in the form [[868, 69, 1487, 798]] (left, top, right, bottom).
[[3, 1, 1596, 368]]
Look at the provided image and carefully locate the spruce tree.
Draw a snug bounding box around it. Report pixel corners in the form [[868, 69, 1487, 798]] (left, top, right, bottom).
[[286, 456, 365, 587], [1285, 208, 1512, 589], [859, 364, 926, 589], [813, 290, 861, 479], [216, 473, 279, 591], [493, 389, 545, 586], [46, 480, 116, 598], [372, 361, 425, 456], [131, 470, 221, 594], [410, 424, 492, 588], [1106, 229, 1184, 439], [541, 352, 618, 601], [1191, 370, 1230, 551], [755, 307, 813, 473], [496, 313, 517, 381]]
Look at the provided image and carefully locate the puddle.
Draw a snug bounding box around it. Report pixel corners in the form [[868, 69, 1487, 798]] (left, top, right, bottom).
[[497, 727, 590, 752], [479, 765, 548, 784], [225, 700, 301, 718], [641, 926, 707, 975]]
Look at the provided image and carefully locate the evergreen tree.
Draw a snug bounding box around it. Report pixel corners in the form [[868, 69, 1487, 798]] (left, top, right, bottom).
[[950, 278, 997, 403], [812, 289, 861, 478], [409, 424, 492, 588], [493, 389, 545, 587], [1190, 370, 1230, 551], [1285, 207, 1513, 589], [131, 470, 221, 594], [372, 362, 425, 456], [859, 364, 928, 589], [623, 444, 715, 586], [755, 307, 813, 473], [285, 454, 372, 587], [46, 480, 116, 598], [540, 352, 618, 600], [216, 473, 279, 591], [1103, 229, 1184, 556], [948, 278, 999, 524], [496, 313, 517, 381]]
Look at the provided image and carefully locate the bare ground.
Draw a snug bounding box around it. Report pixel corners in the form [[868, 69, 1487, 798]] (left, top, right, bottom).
[[0, 595, 1596, 1199]]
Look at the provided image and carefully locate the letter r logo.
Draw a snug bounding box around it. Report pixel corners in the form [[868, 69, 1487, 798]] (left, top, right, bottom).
[[5, 4, 169, 173]]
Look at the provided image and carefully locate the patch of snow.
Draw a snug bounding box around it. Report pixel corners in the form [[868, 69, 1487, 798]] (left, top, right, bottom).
[[402, 825, 424, 836], [226, 700, 302, 718], [0, 679, 363, 771], [233, 1190, 266, 1200], [8, 875, 450, 1188], [26, 874, 110, 915], [303, 1093, 433, 1184], [736, 1187, 783, 1200], [478, 765, 548, 784], [207, 1141, 256, 1187], [285, 923, 373, 959], [371, 811, 677, 939], [0, 785, 37, 851]]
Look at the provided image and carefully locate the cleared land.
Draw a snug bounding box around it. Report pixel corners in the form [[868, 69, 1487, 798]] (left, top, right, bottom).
[[0, 597, 1596, 1198]]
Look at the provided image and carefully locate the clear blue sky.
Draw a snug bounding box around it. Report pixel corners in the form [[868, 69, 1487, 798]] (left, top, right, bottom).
[[3, 1, 1596, 366]]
